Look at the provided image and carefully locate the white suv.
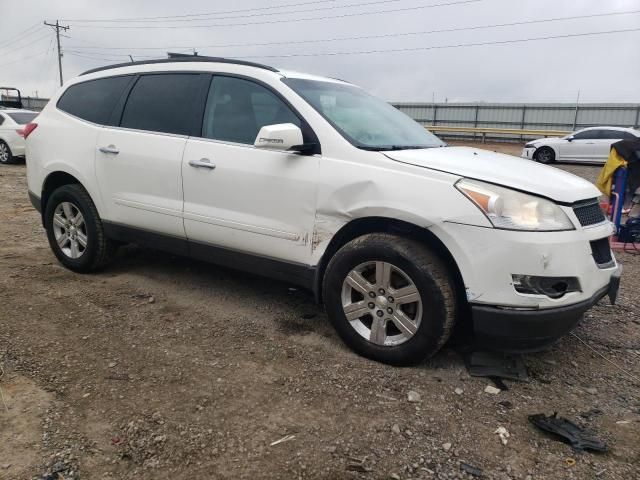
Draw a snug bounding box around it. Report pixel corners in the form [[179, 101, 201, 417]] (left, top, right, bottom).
[[26, 57, 621, 365]]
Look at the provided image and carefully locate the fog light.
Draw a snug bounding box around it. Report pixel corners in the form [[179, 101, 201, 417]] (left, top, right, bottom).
[[512, 275, 581, 299]]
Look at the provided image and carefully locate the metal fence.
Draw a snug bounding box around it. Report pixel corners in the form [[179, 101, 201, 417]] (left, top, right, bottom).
[[0, 95, 49, 111], [392, 102, 640, 142]]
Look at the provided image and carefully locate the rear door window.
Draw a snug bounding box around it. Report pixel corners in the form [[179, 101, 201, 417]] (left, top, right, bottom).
[[120, 74, 202, 136], [598, 129, 632, 140], [572, 130, 600, 140], [57, 76, 132, 125]]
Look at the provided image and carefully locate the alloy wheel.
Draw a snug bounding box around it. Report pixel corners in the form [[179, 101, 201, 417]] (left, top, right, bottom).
[[0, 143, 8, 163], [52, 202, 88, 259], [341, 261, 423, 346], [537, 149, 552, 163]]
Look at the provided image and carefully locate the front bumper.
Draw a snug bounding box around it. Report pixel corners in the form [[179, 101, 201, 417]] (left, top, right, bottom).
[[471, 265, 622, 352], [521, 147, 536, 159]]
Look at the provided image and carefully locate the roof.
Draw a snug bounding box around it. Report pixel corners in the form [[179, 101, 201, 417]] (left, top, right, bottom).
[[80, 56, 279, 76], [278, 69, 352, 85], [579, 126, 640, 132]]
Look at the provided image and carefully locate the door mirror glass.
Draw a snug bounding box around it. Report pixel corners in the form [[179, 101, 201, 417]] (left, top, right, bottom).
[[254, 123, 304, 151]]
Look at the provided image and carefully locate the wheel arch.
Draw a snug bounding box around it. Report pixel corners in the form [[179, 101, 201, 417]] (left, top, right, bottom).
[[314, 217, 468, 315], [40, 171, 84, 225], [534, 144, 558, 162]]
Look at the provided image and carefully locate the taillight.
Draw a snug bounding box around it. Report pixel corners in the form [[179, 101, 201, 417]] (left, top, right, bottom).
[[19, 122, 38, 139]]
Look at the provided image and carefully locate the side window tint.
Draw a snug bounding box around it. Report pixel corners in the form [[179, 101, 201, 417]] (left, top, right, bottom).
[[0, 115, 4, 126], [573, 130, 598, 140], [57, 76, 132, 124], [121, 74, 201, 135], [621, 131, 637, 140], [599, 130, 626, 140], [202, 76, 300, 144]]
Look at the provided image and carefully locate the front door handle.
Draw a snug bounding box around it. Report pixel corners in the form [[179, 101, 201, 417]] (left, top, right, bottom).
[[98, 145, 119, 155], [189, 158, 216, 169]]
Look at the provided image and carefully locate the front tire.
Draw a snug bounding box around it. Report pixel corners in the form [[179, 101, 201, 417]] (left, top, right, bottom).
[[44, 184, 117, 272], [322, 233, 457, 366], [534, 146, 555, 164], [0, 140, 14, 164]]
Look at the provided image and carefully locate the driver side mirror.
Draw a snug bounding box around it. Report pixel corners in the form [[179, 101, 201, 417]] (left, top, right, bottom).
[[566, 136, 574, 142], [254, 123, 315, 154]]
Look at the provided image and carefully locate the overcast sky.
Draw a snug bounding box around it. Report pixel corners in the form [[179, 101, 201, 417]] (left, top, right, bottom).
[[1, 0, 639, 103]]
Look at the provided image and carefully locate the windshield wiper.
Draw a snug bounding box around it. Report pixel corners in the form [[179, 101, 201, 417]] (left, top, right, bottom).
[[357, 145, 433, 151]]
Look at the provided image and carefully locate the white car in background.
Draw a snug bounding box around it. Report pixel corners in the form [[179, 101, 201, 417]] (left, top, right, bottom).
[[522, 126, 640, 164], [0, 109, 39, 164]]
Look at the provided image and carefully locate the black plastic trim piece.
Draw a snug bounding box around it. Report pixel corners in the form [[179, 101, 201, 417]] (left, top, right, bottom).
[[189, 240, 316, 290], [28, 190, 41, 213], [470, 274, 619, 353], [80, 57, 279, 77], [102, 221, 316, 292], [103, 221, 189, 256]]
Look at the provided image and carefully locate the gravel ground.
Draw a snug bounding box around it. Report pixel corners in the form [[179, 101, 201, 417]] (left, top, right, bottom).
[[1, 143, 639, 480]]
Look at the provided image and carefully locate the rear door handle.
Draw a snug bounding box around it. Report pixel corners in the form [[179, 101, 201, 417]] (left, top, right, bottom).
[[98, 145, 119, 155], [189, 158, 216, 169]]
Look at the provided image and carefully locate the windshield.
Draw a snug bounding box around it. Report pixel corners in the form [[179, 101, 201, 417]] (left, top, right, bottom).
[[7, 112, 37, 125], [282, 78, 445, 151]]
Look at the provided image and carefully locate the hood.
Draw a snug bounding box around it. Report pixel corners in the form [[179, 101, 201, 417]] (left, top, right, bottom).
[[384, 146, 600, 203], [528, 137, 566, 145]]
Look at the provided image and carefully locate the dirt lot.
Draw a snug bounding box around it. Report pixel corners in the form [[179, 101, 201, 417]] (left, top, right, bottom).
[[1, 142, 639, 480]]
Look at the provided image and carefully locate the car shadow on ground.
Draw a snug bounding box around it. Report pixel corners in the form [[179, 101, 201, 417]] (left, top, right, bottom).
[[104, 244, 469, 371]]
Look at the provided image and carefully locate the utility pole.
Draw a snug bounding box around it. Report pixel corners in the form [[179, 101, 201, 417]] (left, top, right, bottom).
[[44, 20, 70, 87], [572, 89, 581, 130]]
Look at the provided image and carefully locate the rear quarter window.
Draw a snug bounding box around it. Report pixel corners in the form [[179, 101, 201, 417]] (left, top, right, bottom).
[[57, 76, 133, 125], [6, 112, 38, 124]]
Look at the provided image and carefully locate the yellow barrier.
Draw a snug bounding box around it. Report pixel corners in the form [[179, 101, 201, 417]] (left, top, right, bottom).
[[425, 125, 571, 143]]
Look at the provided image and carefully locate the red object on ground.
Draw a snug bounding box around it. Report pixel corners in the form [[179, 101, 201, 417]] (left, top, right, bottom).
[[610, 238, 628, 251]]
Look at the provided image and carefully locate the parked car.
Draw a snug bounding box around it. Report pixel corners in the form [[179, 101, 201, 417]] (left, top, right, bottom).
[[0, 108, 39, 164], [25, 57, 621, 365], [522, 126, 640, 164]]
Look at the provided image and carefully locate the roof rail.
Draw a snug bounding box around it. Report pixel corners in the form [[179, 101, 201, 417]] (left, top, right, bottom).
[[80, 56, 279, 76]]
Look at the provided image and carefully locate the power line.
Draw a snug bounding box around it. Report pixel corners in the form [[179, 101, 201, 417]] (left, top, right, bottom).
[[65, 50, 159, 61], [64, 9, 640, 52], [66, 51, 142, 62], [34, 36, 57, 96], [230, 27, 640, 58], [0, 23, 44, 49], [0, 49, 50, 68], [67, 0, 484, 29], [0, 32, 52, 56], [61, 0, 339, 22], [60, 28, 640, 67], [64, 0, 408, 24]]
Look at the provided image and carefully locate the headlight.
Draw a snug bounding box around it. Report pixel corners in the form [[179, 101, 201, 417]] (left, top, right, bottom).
[[455, 179, 574, 231], [524, 143, 538, 148]]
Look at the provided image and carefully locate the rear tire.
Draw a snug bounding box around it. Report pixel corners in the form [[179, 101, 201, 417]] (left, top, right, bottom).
[[534, 146, 555, 164], [44, 184, 117, 272], [322, 233, 457, 366], [0, 140, 14, 164]]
